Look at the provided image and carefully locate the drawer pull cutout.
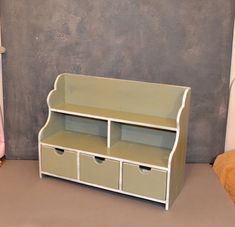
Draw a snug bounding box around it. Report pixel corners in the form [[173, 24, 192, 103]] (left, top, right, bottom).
[[139, 165, 151, 174], [55, 148, 64, 155], [94, 156, 105, 164]]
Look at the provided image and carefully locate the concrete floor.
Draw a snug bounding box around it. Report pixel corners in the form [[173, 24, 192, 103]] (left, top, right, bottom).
[[0, 161, 234, 227]]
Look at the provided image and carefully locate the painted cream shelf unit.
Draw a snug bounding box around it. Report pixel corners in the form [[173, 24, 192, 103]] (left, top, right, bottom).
[[38, 73, 191, 210]]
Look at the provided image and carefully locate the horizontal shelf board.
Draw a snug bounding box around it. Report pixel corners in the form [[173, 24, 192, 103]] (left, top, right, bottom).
[[41, 130, 170, 168], [41, 131, 108, 155], [110, 141, 170, 168], [51, 103, 177, 131]]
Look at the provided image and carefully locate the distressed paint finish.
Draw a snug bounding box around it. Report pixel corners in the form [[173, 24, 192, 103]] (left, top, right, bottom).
[[1, 0, 235, 161]]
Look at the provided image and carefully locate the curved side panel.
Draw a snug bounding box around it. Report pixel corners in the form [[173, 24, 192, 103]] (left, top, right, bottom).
[[38, 112, 65, 177], [38, 74, 66, 177], [47, 74, 65, 108], [166, 88, 191, 210]]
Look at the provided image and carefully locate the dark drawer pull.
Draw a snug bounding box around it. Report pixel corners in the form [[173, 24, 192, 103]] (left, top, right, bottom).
[[55, 148, 64, 155], [94, 156, 105, 164], [139, 165, 151, 174]]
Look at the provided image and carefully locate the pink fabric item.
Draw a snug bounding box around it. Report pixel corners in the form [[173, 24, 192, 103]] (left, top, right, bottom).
[[0, 108, 5, 158], [225, 79, 235, 151]]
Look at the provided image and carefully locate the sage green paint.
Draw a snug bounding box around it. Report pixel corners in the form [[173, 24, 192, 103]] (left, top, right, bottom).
[[48, 76, 65, 107], [109, 121, 121, 147], [40, 74, 191, 209], [122, 163, 167, 201], [40, 74, 182, 168], [42, 131, 107, 155], [79, 154, 119, 189], [42, 128, 170, 167], [65, 114, 107, 137], [110, 141, 170, 167], [53, 74, 186, 119], [40, 112, 65, 141], [167, 89, 191, 208], [41, 146, 77, 179], [53, 103, 177, 129], [121, 124, 176, 149]]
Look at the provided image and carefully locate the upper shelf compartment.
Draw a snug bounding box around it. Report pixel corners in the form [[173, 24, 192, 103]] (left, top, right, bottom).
[[48, 73, 189, 130]]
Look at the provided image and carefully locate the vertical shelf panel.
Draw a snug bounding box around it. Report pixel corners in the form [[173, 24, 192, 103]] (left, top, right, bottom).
[[109, 121, 121, 147]]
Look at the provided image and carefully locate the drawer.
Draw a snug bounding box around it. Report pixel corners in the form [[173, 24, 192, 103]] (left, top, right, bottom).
[[41, 146, 77, 179], [122, 163, 167, 201], [79, 154, 119, 189]]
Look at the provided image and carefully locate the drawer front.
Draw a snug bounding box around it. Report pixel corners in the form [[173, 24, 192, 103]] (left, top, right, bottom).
[[41, 146, 77, 179], [122, 163, 167, 200], [80, 154, 119, 189]]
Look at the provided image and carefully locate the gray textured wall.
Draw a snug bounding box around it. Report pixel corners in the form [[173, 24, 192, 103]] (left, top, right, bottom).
[[1, 0, 234, 162]]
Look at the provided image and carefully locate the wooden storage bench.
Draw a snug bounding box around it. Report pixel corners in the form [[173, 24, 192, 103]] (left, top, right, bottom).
[[38, 73, 191, 210]]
